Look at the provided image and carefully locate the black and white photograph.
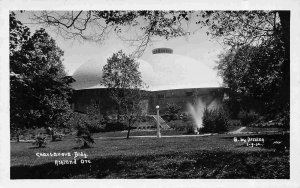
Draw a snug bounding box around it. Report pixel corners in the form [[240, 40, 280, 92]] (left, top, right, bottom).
[[1, 0, 300, 187]]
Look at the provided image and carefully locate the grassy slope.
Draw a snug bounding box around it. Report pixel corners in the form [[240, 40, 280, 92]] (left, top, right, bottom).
[[11, 134, 264, 166], [11, 132, 289, 179]]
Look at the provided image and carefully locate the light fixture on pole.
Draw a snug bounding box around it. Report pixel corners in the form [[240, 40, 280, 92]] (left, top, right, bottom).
[[156, 105, 161, 138]]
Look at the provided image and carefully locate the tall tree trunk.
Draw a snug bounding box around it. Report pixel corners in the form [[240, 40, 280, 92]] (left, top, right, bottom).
[[126, 119, 131, 139], [51, 128, 55, 141]]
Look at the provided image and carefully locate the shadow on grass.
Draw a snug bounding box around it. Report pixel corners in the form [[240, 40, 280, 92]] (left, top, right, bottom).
[[11, 150, 290, 179], [72, 146, 93, 150], [28, 146, 47, 149]]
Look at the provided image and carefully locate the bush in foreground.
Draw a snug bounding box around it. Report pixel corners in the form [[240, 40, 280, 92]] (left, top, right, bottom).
[[32, 135, 47, 148], [75, 122, 95, 148]]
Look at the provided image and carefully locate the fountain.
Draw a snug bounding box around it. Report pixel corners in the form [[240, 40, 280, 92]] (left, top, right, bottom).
[[187, 98, 219, 134], [187, 99, 205, 134]]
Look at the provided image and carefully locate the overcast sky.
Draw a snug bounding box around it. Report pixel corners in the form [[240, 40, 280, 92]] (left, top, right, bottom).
[[15, 11, 225, 76]]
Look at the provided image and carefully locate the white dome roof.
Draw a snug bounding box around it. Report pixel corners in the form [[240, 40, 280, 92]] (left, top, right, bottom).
[[71, 48, 222, 91]]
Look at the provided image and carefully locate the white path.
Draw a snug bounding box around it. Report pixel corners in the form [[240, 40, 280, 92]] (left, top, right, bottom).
[[94, 133, 218, 140], [228, 127, 246, 134]]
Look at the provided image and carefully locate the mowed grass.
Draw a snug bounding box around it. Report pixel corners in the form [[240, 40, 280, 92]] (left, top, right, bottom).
[[11, 133, 262, 167], [11, 131, 290, 179], [92, 129, 185, 138]]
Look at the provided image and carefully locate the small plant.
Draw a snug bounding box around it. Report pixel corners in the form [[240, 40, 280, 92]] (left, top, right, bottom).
[[76, 122, 95, 148], [32, 135, 47, 148]]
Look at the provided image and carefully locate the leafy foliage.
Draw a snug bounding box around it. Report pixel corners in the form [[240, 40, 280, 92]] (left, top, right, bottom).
[[85, 102, 106, 132], [32, 11, 191, 57], [32, 135, 47, 148], [101, 51, 147, 138], [168, 120, 186, 131], [196, 11, 280, 47], [217, 36, 286, 117], [10, 12, 74, 130], [28, 10, 290, 127], [75, 121, 95, 148], [168, 120, 195, 134], [238, 110, 260, 126], [164, 103, 182, 121], [201, 11, 289, 125], [202, 107, 229, 133]]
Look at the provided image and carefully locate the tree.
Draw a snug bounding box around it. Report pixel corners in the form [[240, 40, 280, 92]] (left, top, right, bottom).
[[165, 103, 181, 121], [30, 11, 288, 51], [30, 11, 191, 57], [217, 35, 286, 118], [193, 11, 289, 126], [10, 12, 74, 134], [196, 11, 290, 113], [196, 11, 281, 47], [28, 10, 290, 121], [101, 50, 147, 138]]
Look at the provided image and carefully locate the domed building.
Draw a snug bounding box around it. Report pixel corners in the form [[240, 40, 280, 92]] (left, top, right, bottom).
[[71, 48, 226, 115]]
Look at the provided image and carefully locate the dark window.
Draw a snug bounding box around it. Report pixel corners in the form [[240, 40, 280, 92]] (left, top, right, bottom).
[[157, 94, 164, 99], [186, 92, 193, 97]]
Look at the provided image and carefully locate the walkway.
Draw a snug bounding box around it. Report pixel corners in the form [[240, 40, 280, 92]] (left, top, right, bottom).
[[94, 133, 218, 140], [228, 127, 246, 134]]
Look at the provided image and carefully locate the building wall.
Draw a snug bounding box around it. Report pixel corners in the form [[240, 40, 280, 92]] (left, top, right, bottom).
[[73, 88, 117, 114], [72, 88, 225, 115], [148, 88, 225, 114]]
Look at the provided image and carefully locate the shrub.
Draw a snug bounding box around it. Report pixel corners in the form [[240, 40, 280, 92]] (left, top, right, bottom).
[[32, 135, 47, 148], [201, 107, 229, 133], [75, 122, 95, 148], [86, 102, 106, 132], [181, 113, 192, 122], [168, 120, 195, 134], [168, 120, 186, 131], [185, 121, 195, 134], [228, 119, 242, 127], [87, 120, 106, 133], [165, 103, 181, 121], [69, 112, 106, 133], [274, 106, 289, 130], [202, 108, 216, 133], [238, 110, 259, 126]]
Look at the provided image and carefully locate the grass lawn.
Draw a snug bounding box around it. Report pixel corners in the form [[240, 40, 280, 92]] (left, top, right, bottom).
[[11, 131, 289, 179], [92, 129, 185, 138], [242, 127, 285, 133]]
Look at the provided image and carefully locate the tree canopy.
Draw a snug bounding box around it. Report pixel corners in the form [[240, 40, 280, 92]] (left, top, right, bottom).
[[28, 10, 290, 122], [31, 11, 191, 57], [101, 50, 147, 138], [217, 35, 286, 115], [210, 11, 289, 123], [10, 12, 74, 130]]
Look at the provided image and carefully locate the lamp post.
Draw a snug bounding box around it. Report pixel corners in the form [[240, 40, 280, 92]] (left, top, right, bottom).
[[156, 105, 161, 138]]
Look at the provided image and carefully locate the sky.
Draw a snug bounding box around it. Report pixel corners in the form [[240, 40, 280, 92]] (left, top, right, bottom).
[[14, 11, 225, 76]]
